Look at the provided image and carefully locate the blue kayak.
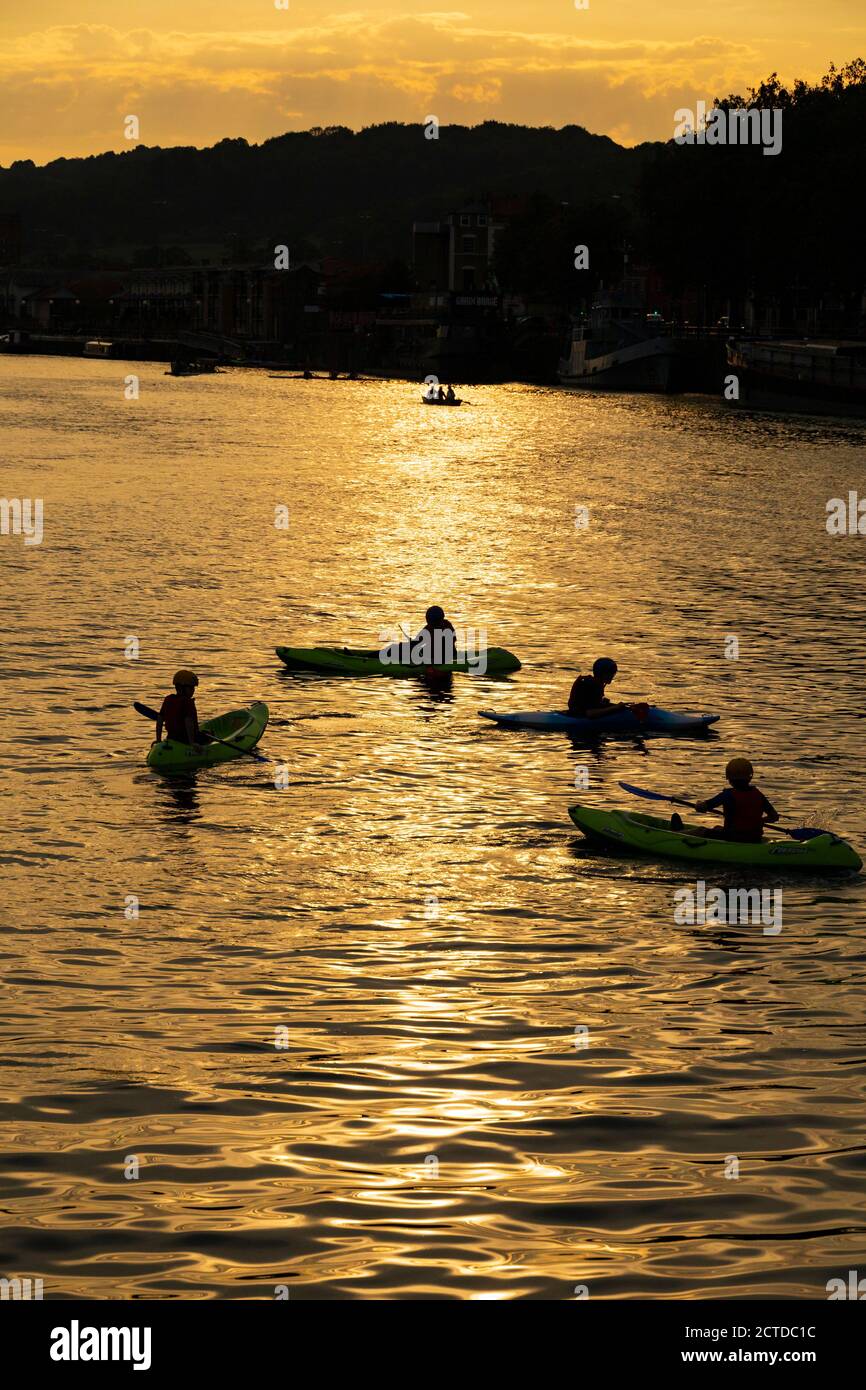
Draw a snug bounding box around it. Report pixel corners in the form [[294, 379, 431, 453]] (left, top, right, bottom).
[[478, 705, 719, 735]]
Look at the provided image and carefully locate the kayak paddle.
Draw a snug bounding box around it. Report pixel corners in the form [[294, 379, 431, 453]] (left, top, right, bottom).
[[133, 701, 269, 763], [617, 781, 822, 842]]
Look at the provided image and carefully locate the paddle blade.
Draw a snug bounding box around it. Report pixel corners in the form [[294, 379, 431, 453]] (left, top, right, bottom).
[[619, 781, 666, 801], [133, 701, 160, 721], [619, 781, 695, 808]]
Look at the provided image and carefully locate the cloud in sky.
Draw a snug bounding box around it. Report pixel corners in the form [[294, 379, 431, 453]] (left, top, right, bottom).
[[0, 12, 859, 163]]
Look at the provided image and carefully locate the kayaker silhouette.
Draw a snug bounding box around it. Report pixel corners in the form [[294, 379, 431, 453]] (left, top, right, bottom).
[[155, 670, 208, 750], [411, 605, 456, 666], [568, 658, 647, 721], [672, 757, 780, 841]]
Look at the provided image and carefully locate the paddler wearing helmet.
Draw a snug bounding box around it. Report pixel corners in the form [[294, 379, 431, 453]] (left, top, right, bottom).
[[682, 757, 780, 842], [567, 657, 644, 721], [155, 669, 205, 748]]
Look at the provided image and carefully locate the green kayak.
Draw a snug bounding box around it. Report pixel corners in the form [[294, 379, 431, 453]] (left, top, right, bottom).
[[568, 805, 862, 871], [275, 646, 521, 677], [147, 701, 269, 773]]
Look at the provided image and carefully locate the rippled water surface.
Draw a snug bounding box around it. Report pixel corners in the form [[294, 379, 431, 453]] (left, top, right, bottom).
[[2, 357, 866, 1298]]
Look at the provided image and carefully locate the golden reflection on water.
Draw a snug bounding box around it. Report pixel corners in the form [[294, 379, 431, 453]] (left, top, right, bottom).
[[2, 358, 866, 1297]]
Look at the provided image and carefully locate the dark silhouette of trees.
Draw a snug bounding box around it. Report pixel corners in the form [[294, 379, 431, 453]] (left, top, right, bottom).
[[493, 192, 630, 304], [1, 63, 863, 317], [638, 60, 866, 306], [0, 122, 640, 268]]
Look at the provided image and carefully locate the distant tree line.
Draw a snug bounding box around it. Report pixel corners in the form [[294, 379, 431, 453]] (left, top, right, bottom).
[[0, 122, 637, 272]]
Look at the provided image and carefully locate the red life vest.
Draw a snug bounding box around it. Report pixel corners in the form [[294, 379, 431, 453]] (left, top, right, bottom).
[[725, 785, 766, 837], [568, 674, 605, 715], [159, 692, 199, 743]]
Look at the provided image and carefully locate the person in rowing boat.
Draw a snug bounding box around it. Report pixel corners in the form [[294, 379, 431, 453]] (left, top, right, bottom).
[[568, 658, 640, 720], [673, 758, 779, 841], [446, 384, 456, 402], [155, 670, 209, 748]]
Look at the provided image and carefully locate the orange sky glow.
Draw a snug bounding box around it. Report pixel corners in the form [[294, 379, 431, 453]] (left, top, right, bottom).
[[1, 2, 864, 164]]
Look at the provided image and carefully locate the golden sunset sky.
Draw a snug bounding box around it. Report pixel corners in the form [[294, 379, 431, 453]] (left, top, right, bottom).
[[1, 1, 863, 164]]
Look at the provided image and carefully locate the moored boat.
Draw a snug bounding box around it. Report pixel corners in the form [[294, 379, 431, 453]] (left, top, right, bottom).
[[726, 338, 866, 418], [558, 326, 686, 392]]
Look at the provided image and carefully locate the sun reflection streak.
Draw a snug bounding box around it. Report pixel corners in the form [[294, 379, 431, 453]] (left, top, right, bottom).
[[4, 364, 865, 1297]]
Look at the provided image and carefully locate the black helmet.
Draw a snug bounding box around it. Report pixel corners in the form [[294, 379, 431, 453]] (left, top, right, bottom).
[[426, 605, 446, 624], [592, 657, 618, 679]]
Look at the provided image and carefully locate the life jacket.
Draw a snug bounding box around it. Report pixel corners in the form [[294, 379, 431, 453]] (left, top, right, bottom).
[[725, 785, 766, 838], [568, 674, 604, 715], [159, 692, 198, 743], [413, 621, 456, 667]]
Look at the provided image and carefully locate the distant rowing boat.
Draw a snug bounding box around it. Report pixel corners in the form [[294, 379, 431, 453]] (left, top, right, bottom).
[[422, 394, 462, 406]]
